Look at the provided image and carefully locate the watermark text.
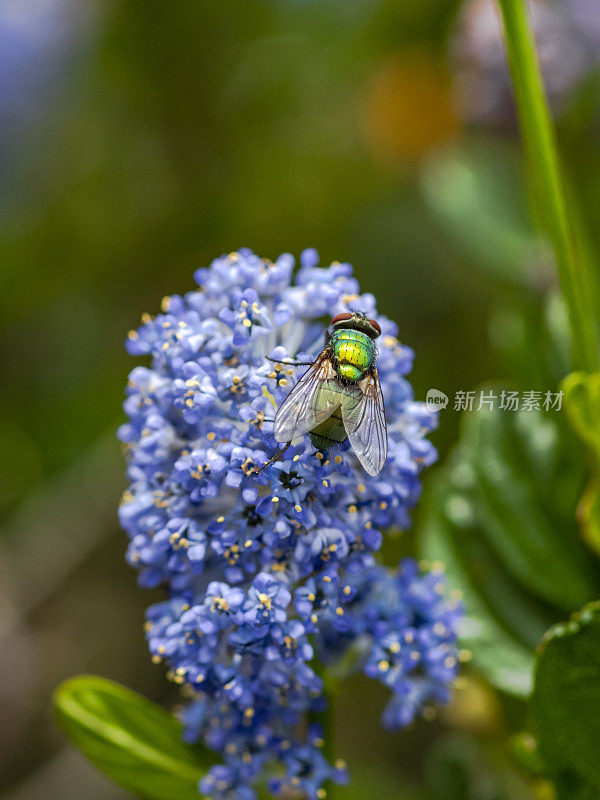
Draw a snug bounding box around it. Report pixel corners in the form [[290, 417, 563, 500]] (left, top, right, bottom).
[[426, 389, 563, 413]]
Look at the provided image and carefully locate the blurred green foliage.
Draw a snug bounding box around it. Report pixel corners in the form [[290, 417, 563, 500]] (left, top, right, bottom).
[[0, 0, 482, 517], [3, 1, 600, 799], [421, 401, 597, 696]]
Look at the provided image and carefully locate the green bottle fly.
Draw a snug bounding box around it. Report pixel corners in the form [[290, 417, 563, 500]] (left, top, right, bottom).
[[309, 327, 375, 449], [266, 310, 389, 477]]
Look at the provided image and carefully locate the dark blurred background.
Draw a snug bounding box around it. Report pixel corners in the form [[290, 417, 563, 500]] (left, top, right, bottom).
[[2, 1, 600, 798]]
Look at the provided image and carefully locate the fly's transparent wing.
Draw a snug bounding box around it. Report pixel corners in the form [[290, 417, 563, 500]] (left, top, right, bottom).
[[341, 368, 388, 476], [273, 353, 342, 443]]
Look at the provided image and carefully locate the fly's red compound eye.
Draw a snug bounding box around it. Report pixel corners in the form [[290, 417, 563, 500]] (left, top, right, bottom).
[[331, 312, 353, 325], [369, 318, 382, 336]]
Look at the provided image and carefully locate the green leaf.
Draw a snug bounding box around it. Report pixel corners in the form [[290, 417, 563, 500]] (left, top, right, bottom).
[[531, 601, 600, 794], [422, 495, 536, 696], [420, 402, 600, 696], [489, 293, 572, 395], [54, 675, 212, 800], [562, 372, 600, 453], [562, 371, 600, 554], [420, 139, 546, 288], [467, 405, 597, 609]]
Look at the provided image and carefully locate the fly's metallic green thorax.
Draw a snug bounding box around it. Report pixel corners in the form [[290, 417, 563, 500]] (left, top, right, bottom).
[[331, 328, 375, 383]]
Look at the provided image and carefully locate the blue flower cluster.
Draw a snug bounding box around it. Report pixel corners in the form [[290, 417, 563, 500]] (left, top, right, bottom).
[[119, 249, 462, 799]]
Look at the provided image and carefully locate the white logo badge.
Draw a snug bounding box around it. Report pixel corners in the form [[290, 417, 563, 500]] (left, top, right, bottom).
[[426, 389, 448, 412]]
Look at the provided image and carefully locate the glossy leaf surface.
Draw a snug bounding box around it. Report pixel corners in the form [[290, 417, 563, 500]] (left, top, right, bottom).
[[54, 675, 211, 800]]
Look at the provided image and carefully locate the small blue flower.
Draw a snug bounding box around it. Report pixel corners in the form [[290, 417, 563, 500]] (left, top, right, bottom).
[[201, 764, 258, 800], [198, 582, 245, 634], [269, 745, 349, 800], [243, 572, 292, 632], [120, 249, 460, 798]]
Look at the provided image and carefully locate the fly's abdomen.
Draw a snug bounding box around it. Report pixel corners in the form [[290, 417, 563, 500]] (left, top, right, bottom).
[[333, 329, 373, 382], [309, 411, 347, 450]]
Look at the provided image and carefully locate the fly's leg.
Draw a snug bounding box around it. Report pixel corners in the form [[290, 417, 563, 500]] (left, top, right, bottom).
[[265, 356, 314, 367], [255, 442, 292, 474]]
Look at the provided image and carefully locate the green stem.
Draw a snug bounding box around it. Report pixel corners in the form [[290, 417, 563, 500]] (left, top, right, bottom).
[[496, 0, 600, 372]]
